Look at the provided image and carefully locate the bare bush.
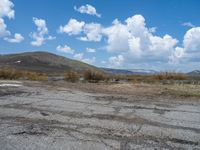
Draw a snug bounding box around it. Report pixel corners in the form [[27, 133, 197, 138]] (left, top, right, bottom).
[[65, 71, 79, 82], [84, 70, 106, 82]]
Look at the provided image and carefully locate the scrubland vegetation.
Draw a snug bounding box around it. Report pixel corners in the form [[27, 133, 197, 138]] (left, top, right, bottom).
[[0, 67, 199, 99], [0, 67, 196, 84], [64, 70, 188, 83], [58, 70, 200, 98], [0, 68, 48, 81], [152, 72, 186, 80]]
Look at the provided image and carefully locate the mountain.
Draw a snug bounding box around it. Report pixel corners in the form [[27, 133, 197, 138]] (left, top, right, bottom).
[[128, 69, 158, 75], [102, 68, 158, 75], [0, 51, 100, 75], [187, 70, 200, 76], [102, 68, 134, 75]]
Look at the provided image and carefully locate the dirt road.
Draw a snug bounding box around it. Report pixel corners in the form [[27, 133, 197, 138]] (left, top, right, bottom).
[[0, 81, 199, 149]]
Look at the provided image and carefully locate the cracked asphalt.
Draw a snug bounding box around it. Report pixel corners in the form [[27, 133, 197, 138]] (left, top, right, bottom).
[[0, 80, 199, 150]]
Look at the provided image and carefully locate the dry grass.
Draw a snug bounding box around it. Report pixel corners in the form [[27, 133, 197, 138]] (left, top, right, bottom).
[[0, 68, 22, 80], [49, 80, 200, 99], [162, 84, 200, 98], [65, 71, 79, 82], [152, 72, 186, 80], [0, 68, 48, 81], [23, 71, 48, 81], [105, 72, 187, 83]]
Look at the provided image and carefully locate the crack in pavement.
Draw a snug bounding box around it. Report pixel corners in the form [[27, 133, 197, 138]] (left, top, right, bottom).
[[0, 83, 200, 149], [0, 104, 200, 134]]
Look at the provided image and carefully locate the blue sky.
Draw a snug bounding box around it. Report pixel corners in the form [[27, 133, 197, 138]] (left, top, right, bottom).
[[0, 0, 200, 72]]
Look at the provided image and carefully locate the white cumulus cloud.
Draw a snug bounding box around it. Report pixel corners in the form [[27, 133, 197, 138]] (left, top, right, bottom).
[[30, 17, 55, 46], [169, 47, 185, 64], [103, 14, 179, 64], [149, 35, 178, 53], [183, 27, 200, 52], [0, 0, 15, 19], [80, 23, 102, 42], [169, 27, 200, 64], [59, 19, 85, 35], [56, 45, 74, 54], [82, 56, 96, 64], [59, 19, 102, 42], [74, 53, 95, 64], [74, 53, 84, 60], [74, 4, 101, 18], [58, 14, 200, 70], [0, 0, 14, 38], [86, 48, 96, 53], [103, 19, 130, 52], [33, 17, 48, 34], [108, 55, 124, 68], [182, 22, 195, 28], [4, 33, 24, 43], [0, 18, 10, 37]]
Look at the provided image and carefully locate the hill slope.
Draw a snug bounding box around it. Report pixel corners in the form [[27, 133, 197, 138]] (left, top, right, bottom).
[[0, 51, 100, 74]]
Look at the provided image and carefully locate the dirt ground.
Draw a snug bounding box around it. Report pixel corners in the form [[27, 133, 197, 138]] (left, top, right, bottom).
[[0, 80, 199, 150]]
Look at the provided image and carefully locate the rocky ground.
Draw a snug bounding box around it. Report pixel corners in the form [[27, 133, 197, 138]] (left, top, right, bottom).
[[0, 80, 199, 150]]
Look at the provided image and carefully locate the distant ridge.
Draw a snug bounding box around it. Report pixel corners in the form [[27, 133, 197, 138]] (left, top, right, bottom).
[[102, 68, 158, 75], [0, 51, 100, 74], [0, 51, 198, 76], [187, 70, 200, 76]]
